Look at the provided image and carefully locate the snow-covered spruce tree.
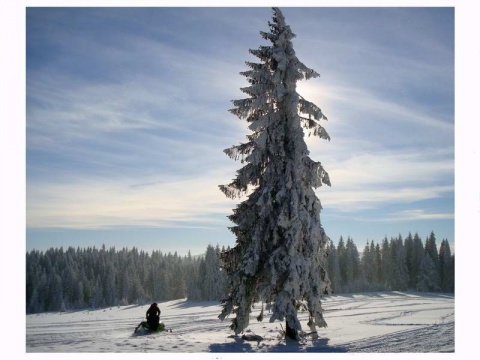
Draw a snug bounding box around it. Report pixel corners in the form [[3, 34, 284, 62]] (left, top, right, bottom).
[[327, 240, 342, 293], [410, 232, 425, 288], [390, 236, 409, 291], [417, 253, 441, 292], [218, 7, 331, 340], [345, 237, 360, 289], [374, 242, 383, 286], [439, 239, 454, 292], [337, 236, 347, 286], [361, 241, 375, 286]]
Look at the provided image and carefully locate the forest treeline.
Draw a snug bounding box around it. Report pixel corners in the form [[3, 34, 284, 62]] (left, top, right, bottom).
[[326, 231, 454, 294], [26, 231, 454, 314], [26, 244, 227, 314]]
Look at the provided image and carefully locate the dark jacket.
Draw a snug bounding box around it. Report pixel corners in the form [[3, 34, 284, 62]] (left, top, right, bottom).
[[146, 304, 161, 320]]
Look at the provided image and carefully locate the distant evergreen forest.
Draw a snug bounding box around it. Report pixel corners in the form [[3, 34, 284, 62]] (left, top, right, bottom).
[[26, 231, 454, 314]]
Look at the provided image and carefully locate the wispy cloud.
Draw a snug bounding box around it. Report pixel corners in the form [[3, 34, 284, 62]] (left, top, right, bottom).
[[320, 185, 453, 212], [322, 208, 454, 224], [321, 146, 453, 188], [27, 171, 233, 230], [298, 82, 453, 135], [310, 139, 453, 213], [28, 74, 163, 139], [27, 58, 239, 144], [387, 209, 454, 221]]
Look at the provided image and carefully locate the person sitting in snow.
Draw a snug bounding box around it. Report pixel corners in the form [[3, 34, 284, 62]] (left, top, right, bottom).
[[146, 302, 161, 331]]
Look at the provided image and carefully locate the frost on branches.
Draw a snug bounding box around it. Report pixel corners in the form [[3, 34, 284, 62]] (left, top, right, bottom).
[[218, 8, 331, 339]]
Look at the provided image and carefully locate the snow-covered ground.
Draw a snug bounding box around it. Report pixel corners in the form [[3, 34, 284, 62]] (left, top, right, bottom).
[[26, 291, 454, 353]]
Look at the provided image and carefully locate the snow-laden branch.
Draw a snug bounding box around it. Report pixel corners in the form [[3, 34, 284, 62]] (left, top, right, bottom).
[[300, 117, 331, 140], [298, 97, 327, 121]]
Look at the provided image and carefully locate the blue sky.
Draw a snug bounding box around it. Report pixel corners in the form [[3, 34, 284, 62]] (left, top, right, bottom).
[[26, 7, 454, 255]]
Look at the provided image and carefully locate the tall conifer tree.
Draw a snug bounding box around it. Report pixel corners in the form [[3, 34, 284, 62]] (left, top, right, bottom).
[[374, 243, 383, 285], [218, 8, 331, 339], [337, 236, 347, 285], [345, 237, 360, 289], [361, 241, 374, 284], [411, 232, 425, 288], [439, 239, 454, 292], [327, 240, 342, 293], [390, 236, 409, 291]]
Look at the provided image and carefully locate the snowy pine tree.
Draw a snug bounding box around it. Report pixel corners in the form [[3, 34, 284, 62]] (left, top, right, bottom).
[[337, 236, 347, 286], [218, 7, 331, 340], [185, 251, 203, 301], [417, 232, 441, 292], [404, 232, 414, 285], [425, 231, 440, 273], [202, 244, 225, 300], [417, 253, 441, 292], [410, 232, 425, 289], [390, 236, 409, 291], [327, 240, 342, 293], [361, 241, 375, 285], [374, 242, 383, 285], [381, 237, 391, 289], [439, 239, 454, 292], [345, 237, 360, 289]]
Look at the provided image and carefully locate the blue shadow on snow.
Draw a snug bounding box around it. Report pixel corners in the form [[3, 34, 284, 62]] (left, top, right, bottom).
[[209, 336, 347, 353]]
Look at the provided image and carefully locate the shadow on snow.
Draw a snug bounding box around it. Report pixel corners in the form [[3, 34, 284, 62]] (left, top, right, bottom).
[[208, 336, 347, 353], [171, 299, 222, 309]]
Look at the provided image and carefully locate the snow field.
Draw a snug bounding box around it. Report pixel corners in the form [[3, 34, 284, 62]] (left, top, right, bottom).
[[26, 291, 454, 353]]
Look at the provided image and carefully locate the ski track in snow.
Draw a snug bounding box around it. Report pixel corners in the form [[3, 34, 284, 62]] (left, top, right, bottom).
[[26, 291, 454, 353], [342, 321, 455, 353]]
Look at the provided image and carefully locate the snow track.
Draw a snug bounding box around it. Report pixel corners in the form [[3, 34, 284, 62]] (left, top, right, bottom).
[[342, 321, 454, 352], [26, 291, 454, 352]]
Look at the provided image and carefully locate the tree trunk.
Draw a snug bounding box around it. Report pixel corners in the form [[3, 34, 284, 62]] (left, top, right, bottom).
[[285, 320, 300, 341]]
